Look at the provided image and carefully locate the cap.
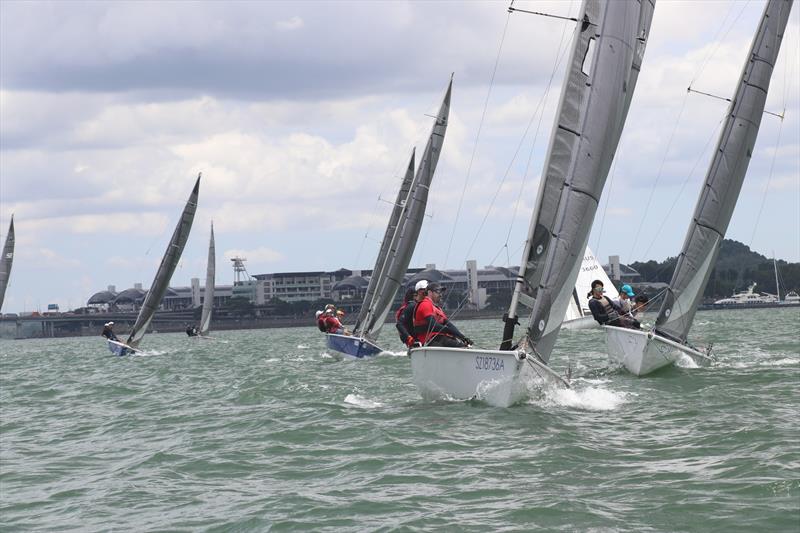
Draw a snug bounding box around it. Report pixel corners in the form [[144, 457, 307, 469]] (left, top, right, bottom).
[[427, 282, 445, 293], [315, 310, 323, 318], [415, 280, 429, 291], [620, 284, 635, 297], [105, 322, 114, 327]]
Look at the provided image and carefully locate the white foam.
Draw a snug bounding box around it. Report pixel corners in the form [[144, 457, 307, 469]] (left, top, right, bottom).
[[381, 350, 408, 357], [539, 385, 629, 411], [344, 393, 384, 409], [675, 353, 700, 368], [726, 357, 799, 369], [296, 344, 309, 349]]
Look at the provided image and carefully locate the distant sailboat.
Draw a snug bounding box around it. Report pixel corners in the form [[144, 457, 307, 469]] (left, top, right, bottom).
[[0, 215, 14, 312], [326, 77, 452, 358], [561, 247, 619, 330], [605, 0, 792, 376], [108, 175, 201, 355], [409, 0, 655, 406], [198, 222, 215, 337]]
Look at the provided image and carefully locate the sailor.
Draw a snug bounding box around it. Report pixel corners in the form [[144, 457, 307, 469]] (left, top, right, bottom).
[[101, 322, 119, 342], [412, 280, 472, 348], [588, 280, 638, 328], [395, 287, 419, 348], [632, 294, 649, 317], [186, 324, 199, 337], [324, 307, 350, 335], [615, 284, 635, 315], [315, 310, 326, 332]]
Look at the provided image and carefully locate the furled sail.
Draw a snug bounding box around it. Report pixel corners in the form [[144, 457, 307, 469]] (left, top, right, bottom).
[[353, 149, 416, 335], [655, 0, 792, 344], [0, 215, 14, 311], [199, 222, 215, 336], [501, 0, 655, 362], [361, 78, 452, 339], [127, 175, 201, 348]]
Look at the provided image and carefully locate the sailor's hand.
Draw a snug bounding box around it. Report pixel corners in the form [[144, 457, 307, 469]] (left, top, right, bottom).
[[405, 336, 415, 347]]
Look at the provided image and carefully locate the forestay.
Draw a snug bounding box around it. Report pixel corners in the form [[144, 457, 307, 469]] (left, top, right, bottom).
[[0, 215, 14, 311], [501, 0, 655, 362], [199, 222, 215, 336], [356, 78, 453, 339], [127, 175, 201, 348], [655, 0, 792, 344]]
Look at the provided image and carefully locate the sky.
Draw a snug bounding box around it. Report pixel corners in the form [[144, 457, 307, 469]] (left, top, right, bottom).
[[0, 0, 798, 314]]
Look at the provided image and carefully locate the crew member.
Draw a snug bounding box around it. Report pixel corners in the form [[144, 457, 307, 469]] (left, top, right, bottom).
[[101, 322, 119, 342], [412, 280, 472, 348], [324, 308, 350, 335], [615, 284, 635, 315], [315, 310, 326, 332], [588, 280, 638, 328], [186, 324, 199, 337], [395, 288, 418, 347]]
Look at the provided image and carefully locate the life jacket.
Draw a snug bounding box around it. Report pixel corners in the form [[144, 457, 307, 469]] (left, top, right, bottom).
[[396, 301, 416, 338], [413, 297, 450, 344], [598, 296, 619, 322], [317, 315, 326, 332], [325, 315, 342, 333]]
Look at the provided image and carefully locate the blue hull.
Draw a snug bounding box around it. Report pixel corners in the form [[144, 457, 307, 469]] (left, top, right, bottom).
[[107, 340, 131, 356], [325, 334, 383, 358]]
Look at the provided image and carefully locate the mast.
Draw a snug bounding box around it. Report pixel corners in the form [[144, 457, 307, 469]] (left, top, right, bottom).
[[774, 255, 780, 301], [199, 222, 215, 336], [500, 0, 655, 360], [127, 175, 201, 348], [353, 149, 416, 335], [0, 215, 14, 311], [655, 0, 792, 343], [359, 76, 453, 339]]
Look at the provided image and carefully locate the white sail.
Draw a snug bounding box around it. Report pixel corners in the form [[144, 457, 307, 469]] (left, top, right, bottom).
[[655, 0, 792, 344], [126, 175, 201, 348], [0, 215, 14, 312], [199, 222, 215, 336], [501, 0, 655, 363]]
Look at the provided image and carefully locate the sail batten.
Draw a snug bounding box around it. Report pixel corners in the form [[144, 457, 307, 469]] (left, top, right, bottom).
[[199, 223, 215, 336], [0, 216, 15, 311], [127, 175, 201, 348], [655, 0, 792, 343], [501, 0, 655, 362]]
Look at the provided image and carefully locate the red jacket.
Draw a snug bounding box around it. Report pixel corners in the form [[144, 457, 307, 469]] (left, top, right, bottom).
[[324, 315, 343, 333], [413, 296, 450, 344]]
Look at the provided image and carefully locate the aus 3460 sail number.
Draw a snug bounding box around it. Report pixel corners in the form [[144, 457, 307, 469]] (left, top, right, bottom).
[[475, 355, 505, 371]]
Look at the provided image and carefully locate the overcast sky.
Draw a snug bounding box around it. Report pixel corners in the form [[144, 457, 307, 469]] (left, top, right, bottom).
[[1, 0, 798, 314]]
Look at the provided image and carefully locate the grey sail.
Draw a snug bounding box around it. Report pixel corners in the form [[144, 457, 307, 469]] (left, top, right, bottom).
[[362, 78, 452, 338], [655, 0, 792, 344], [501, 0, 655, 362], [353, 149, 416, 335], [0, 215, 15, 311], [199, 222, 215, 336], [127, 175, 201, 348]]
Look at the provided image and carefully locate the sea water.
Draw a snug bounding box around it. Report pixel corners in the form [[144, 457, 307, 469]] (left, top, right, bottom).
[[1, 308, 798, 531]]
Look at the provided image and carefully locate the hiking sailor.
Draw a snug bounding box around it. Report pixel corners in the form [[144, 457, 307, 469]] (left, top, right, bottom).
[[412, 280, 473, 348], [101, 322, 119, 342]]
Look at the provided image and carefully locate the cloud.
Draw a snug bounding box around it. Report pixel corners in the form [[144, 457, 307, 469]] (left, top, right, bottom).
[[275, 16, 304, 31]]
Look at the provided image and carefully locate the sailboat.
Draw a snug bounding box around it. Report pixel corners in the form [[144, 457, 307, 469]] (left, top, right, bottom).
[[0, 215, 14, 312], [409, 0, 655, 406], [326, 78, 452, 358], [108, 175, 201, 355], [605, 0, 792, 376], [561, 246, 619, 330], [198, 222, 215, 337]]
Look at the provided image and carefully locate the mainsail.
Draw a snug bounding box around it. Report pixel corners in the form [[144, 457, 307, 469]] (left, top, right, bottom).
[[655, 0, 792, 344], [0, 215, 14, 311], [127, 175, 201, 348], [501, 0, 655, 362], [356, 78, 453, 339], [199, 222, 215, 336]]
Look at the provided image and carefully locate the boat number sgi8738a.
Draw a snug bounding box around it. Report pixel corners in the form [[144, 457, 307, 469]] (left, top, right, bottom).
[[475, 355, 505, 371]]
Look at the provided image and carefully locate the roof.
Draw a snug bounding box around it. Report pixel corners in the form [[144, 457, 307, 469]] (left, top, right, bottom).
[[332, 275, 369, 291], [113, 288, 147, 303]]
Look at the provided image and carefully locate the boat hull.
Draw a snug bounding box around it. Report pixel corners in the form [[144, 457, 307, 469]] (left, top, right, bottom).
[[409, 346, 567, 407], [325, 333, 384, 358], [107, 339, 133, 356], [604, 325, 711, 376], [561, 315, 598, 331]]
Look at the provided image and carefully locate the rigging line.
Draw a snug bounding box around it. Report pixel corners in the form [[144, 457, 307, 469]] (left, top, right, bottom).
[[593, 135, 625, 263], [461, 4, 575, 267], [641, 115, 726, 261], [748, 109, 786, 248], [507, 6, 579, 23], [689, 0, 748, 87], [442, 11, 511, 269]]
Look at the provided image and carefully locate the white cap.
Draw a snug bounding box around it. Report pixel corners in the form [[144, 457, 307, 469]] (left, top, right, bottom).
[[105, 322, 114, 326], [315, 310, 323, 317], [415, 280, 428, 291]]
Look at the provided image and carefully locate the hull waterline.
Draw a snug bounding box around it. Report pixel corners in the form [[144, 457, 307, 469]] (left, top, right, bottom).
[[325, 333, 384, 359]]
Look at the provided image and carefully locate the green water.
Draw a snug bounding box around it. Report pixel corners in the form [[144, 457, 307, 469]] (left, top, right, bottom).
[[1, 308, 798, 531]]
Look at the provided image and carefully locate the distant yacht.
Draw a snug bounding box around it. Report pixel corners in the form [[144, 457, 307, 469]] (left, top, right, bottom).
[[780, 290, 800, 305], [713, 283, 778, 306]]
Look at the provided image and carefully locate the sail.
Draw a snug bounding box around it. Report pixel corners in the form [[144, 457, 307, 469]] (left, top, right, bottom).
[[127, 175, 201, 348], [362, 78, 453, 338], [0, 216, 14, 311], [199, 222, 215, 336], [655, 0, 792, 343], [572, 247, 618, 316], [501, 0, 655, 362], [353, 149, 416, 335]]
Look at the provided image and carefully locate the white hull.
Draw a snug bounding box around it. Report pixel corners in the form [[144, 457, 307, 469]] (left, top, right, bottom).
[[409, 346, 568, 407], [604, 325, 712, 376], [561, 315, 598, 331]]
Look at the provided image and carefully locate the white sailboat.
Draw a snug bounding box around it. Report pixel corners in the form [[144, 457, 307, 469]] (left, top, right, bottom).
[[0, 215, 14, 312], [409, 0, 655, 406], [198, 222, 215, 337], [108, 175, 201, 355], [605, 0, 792, 376], [561, 246, 619, 330], [326, 77, 452, 358]]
